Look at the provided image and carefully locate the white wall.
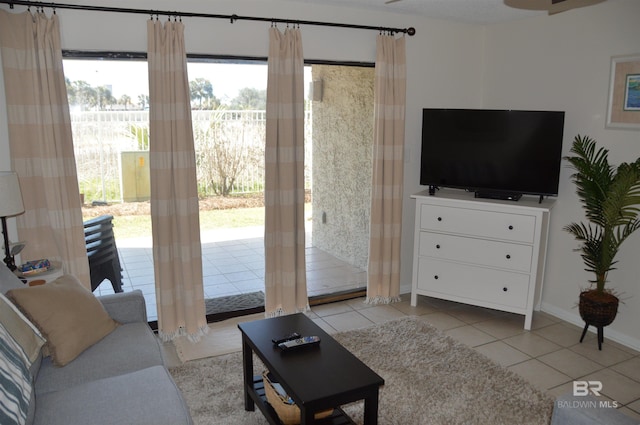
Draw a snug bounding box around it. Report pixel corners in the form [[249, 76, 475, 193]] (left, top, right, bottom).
[[10, 1, 640, 348], [482, 0, 640, 349]]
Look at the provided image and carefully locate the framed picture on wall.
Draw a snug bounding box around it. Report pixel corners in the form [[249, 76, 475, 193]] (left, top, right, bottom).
[[606, 54, 640, 130]]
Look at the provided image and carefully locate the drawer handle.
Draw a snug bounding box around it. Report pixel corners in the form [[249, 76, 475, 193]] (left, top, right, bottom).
[[436, 244, 441, 249], [506, 254, 511, 259], [437, 217, 442, 222], [508, 225, 514, 230], [434, 275, 439, 280], [503, 287, 508, 292]]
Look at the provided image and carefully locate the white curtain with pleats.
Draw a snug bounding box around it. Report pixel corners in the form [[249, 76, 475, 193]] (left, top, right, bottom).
[[147, 18, 207, 342], [0, 10, 90, 287], [264, 27, 309, 316], [366, 34, 407, 304]]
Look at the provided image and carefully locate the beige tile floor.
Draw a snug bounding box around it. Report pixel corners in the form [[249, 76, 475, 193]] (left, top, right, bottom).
[[97, 228, 640, 418], [164, 293, 640, 420]]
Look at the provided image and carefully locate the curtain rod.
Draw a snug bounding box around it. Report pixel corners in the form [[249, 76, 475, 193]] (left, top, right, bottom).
[[0, 0, 416, 36]]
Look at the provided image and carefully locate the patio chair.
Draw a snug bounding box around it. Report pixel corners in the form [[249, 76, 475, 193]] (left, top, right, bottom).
[[84, 215, 124, 293]]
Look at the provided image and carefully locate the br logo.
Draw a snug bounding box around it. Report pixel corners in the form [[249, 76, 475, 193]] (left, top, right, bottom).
[[573, 381, 603, 397]]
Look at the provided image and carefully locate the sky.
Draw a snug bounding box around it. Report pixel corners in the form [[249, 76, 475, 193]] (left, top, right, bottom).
[[62, 59, 311, 104]]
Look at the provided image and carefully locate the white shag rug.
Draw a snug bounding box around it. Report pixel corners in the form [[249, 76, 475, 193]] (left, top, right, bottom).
[[169, 316, 553, 425]]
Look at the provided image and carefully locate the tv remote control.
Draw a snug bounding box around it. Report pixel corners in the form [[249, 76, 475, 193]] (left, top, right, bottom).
[[278, 336, 321, 351], [272, 332, 301, 345]]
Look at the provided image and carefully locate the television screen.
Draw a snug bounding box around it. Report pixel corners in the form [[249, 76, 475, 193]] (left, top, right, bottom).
[[420, 108, 565, 200]]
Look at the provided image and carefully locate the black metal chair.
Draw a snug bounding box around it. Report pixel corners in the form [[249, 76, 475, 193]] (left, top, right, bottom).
[[83, 215, 123, 293]]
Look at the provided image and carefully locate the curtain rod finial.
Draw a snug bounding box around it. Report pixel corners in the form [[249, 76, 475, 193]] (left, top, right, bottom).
[[407, 27, 416, 36]]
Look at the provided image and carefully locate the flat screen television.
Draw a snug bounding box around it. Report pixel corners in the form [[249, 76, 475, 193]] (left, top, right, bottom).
[[420, 108, 565, 201]]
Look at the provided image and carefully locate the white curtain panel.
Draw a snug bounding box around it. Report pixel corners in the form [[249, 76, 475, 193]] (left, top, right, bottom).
[[366, 34, 407, 304], [0, 10, 90, 286], [264, 27, 309, 316], [147, 18, 207, 342]]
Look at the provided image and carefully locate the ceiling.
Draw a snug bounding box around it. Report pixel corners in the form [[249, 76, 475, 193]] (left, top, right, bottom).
[[279, 0, 604, 25]]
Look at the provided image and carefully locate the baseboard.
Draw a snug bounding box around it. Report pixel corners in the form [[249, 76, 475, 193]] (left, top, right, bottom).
[[540, 302, 640, 352]]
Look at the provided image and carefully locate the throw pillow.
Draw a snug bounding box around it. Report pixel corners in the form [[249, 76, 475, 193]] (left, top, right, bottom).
[[6, 275, 119, 367], [0, 322, 32, 425], [0, 293, 45, 366]]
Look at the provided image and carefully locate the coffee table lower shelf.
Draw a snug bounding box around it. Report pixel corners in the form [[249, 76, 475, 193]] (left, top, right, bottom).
[[249, 375, 356, 425]]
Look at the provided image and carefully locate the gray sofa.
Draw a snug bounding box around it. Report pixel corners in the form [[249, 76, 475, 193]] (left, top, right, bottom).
[[0, 265, 193, 425]]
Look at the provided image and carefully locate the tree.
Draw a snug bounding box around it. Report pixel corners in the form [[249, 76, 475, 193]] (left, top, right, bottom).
[[96, 86, 116, 110], [195, 108, 263, 196], [138, 94, 149, 110], [67, 80, 97, 110], [190, 78, 215, 110], [230, 87, 266, 110], [119, 94, 132, 110]]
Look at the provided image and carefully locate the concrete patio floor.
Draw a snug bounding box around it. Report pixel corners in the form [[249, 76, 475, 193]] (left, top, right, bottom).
[[94, 226, 366, 321]]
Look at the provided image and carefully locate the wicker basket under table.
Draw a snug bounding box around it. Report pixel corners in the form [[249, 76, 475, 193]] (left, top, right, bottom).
[[262, 371, 333, 425]]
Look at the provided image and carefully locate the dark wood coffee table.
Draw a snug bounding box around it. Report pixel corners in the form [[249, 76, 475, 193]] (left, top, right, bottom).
[[238, 313, 384, 425]]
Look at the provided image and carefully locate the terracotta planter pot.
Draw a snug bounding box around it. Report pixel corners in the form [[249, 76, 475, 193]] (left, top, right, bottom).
[[578, 289, 619, 328]]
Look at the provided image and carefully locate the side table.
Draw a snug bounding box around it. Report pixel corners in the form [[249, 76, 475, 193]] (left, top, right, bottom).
[[15, 261, 63, 285]]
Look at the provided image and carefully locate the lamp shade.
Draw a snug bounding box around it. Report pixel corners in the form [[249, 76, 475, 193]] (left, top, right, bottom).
[[0, 171, 25, 218]]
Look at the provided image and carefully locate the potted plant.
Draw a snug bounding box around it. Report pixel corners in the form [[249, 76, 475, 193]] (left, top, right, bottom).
[[563, 135, 640, 350]]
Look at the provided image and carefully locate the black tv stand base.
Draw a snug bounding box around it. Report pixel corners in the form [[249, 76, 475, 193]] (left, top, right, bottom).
[[474, 191, 522, 201]]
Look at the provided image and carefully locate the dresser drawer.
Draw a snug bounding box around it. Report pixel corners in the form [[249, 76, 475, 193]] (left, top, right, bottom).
[[419, 205, 536, 243], [418, 232, 533, 272], [416, 258, 530, 309]]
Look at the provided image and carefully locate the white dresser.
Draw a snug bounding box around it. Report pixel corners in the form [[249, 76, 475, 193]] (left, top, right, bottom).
[[410, 189, 555, 330]]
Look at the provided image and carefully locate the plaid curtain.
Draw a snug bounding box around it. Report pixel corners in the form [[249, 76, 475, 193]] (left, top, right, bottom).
[[0, 10, 90, 287], [264, 27, 308, 316], [147, 18, 207, 341], [366, 34, 406, 304]]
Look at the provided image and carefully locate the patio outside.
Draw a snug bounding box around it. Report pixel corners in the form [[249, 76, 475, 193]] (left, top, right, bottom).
[[87, 196, 367, 321], [77, 108, 367, 321]]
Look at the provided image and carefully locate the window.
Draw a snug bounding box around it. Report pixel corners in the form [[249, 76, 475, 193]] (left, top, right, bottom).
[[64, 53, 373, 319]]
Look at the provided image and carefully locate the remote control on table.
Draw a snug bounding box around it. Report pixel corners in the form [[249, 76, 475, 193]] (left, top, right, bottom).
[[278, 336, 321, 351], [272, 332, 301, 345]]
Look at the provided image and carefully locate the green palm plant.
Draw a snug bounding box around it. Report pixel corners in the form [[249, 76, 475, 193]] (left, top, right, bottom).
[[563, 135, 640, 294]]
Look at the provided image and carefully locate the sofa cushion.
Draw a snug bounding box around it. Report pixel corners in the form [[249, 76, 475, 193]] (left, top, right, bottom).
[[34, 365, 193, 425], [98, 290, 148, 324], [0, 322, 33, 425], [35, 322, 164, 395], [0, 293, 45, 368], [6, 275, 118, 366]]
